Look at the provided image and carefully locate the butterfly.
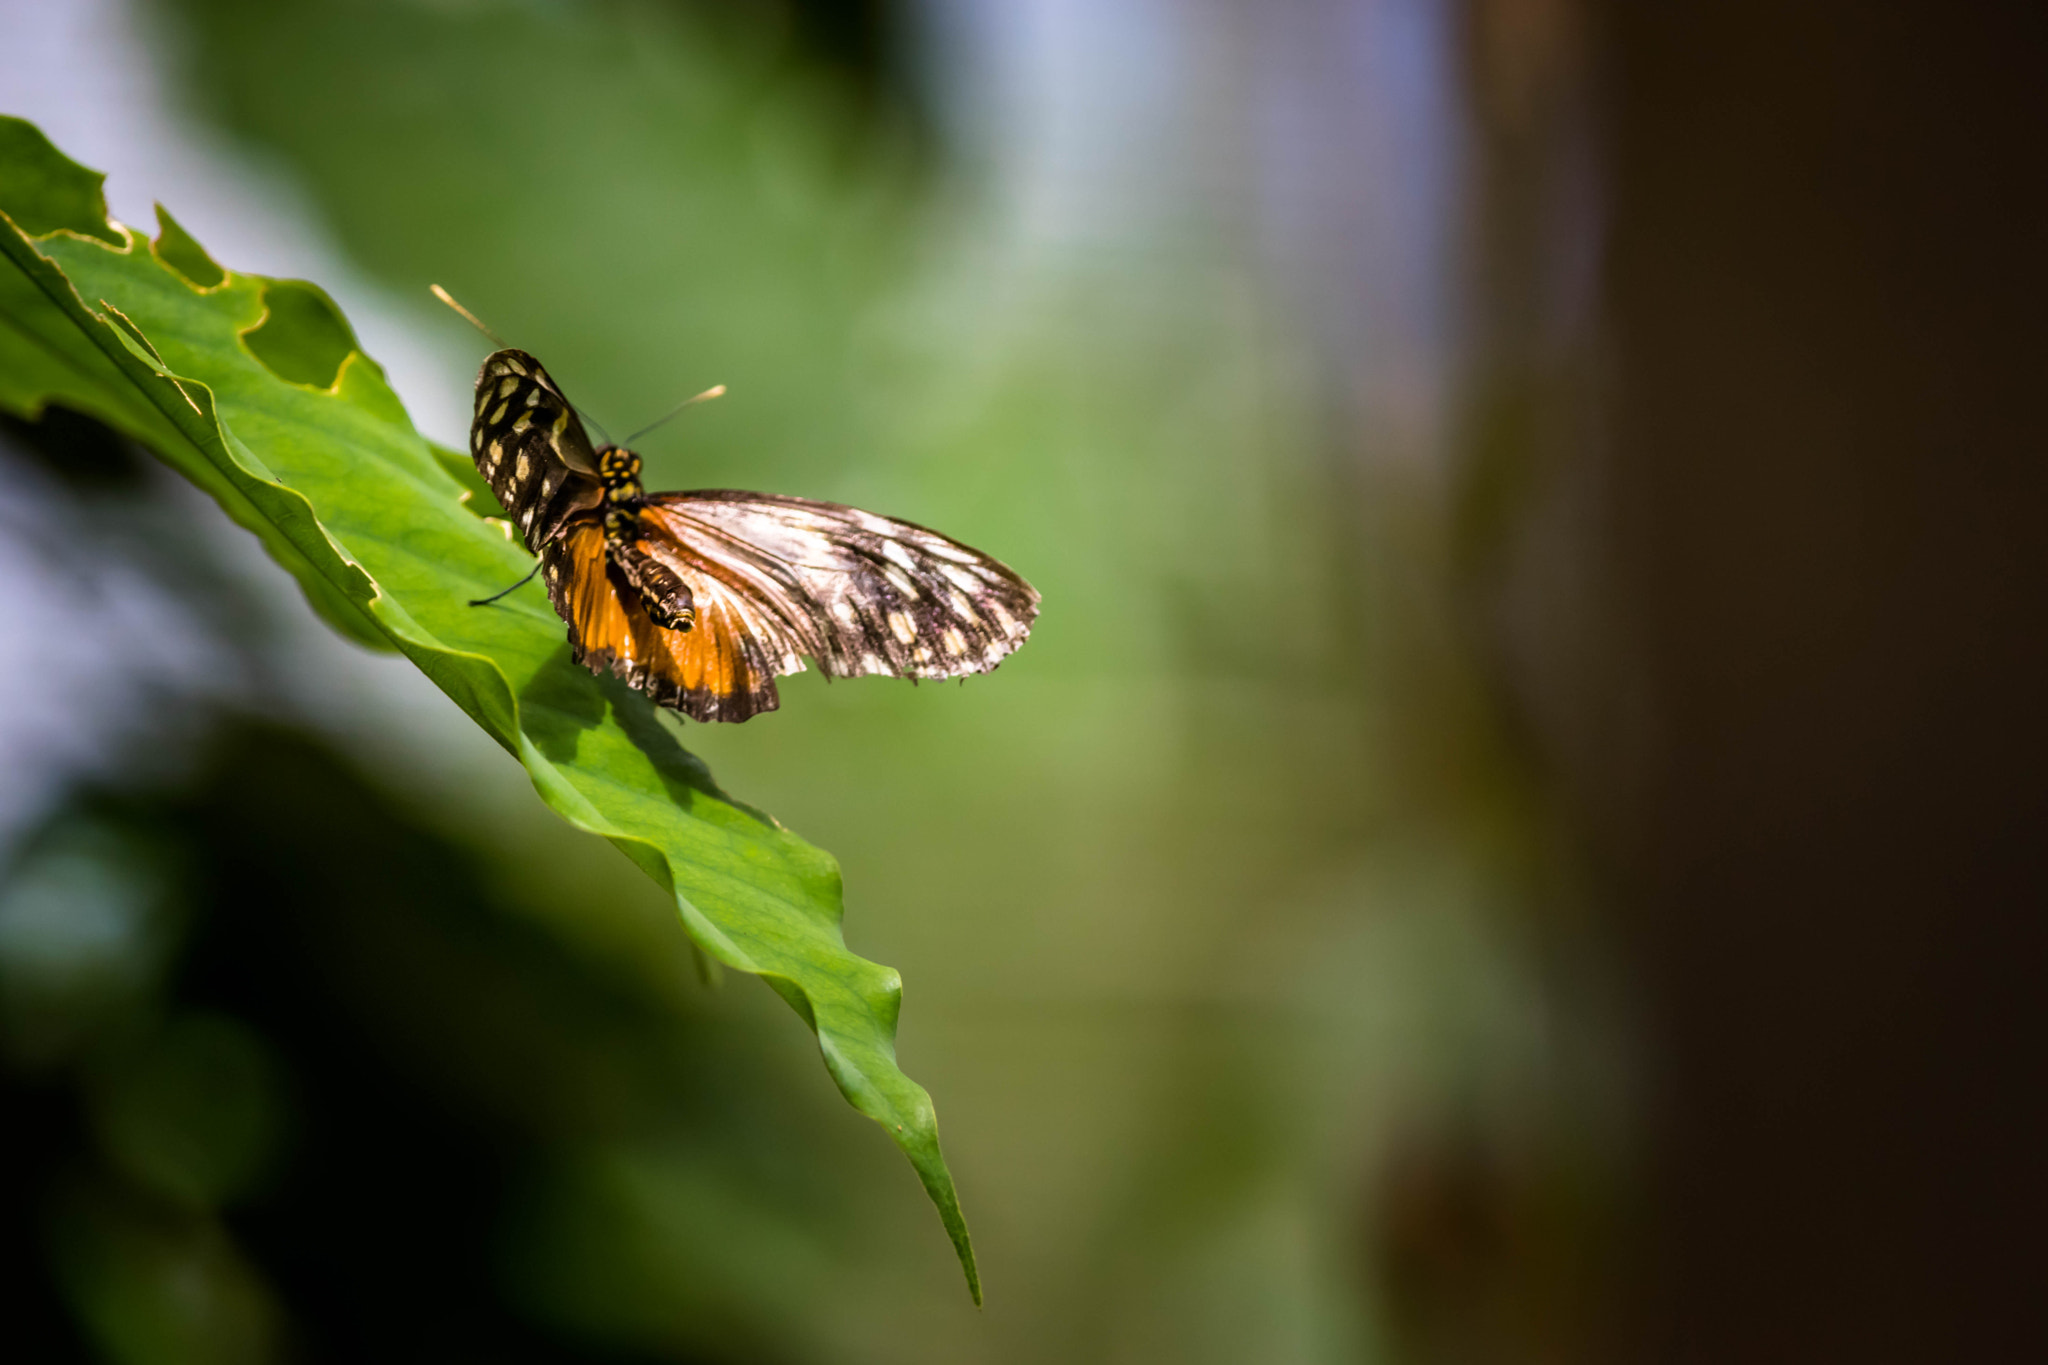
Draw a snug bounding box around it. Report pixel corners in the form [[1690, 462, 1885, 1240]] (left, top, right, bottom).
[[465, 349, 1040, 722]]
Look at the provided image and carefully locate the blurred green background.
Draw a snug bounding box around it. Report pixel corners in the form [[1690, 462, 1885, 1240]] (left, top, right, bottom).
[[14, 1, 1607, 1361], [13, 0, 2042, 1362]]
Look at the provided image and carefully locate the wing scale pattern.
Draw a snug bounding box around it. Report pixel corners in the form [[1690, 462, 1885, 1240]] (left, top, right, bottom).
[[642, 492, 1039, 683], [469, 349, 602, 550]]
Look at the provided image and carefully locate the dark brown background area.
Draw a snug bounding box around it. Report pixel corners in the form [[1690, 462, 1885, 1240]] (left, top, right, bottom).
[[1593, 2, 2048, 1358]]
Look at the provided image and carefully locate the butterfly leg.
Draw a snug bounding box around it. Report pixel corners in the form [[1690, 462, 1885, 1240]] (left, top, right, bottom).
[[468, 558, 544, 606]]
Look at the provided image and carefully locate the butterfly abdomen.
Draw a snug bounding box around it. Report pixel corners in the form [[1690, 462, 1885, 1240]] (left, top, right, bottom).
[[609, 534, 696, 631]]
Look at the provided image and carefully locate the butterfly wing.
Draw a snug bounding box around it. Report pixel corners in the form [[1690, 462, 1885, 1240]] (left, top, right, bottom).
[[536, 489, 1038, 723], [639, 491, 1040, 682], [540, 518, 791, 722], [469, 348, 603, 550]]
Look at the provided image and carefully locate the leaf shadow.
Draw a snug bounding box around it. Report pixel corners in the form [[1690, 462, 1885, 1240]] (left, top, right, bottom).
[[518, 645, 774, 828], [516, 644, 605, 762]]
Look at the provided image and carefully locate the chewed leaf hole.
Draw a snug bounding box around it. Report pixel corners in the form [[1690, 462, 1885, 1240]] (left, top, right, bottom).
[[242, 280, 357, 389], [151, 205, 225, 289]]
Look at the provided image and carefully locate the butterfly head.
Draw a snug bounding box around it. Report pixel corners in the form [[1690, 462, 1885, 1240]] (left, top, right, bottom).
[[596, 445, 645, 503]]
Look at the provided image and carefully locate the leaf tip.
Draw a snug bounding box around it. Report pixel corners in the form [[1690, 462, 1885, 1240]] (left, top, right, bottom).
[[150, 203, 227, 290]]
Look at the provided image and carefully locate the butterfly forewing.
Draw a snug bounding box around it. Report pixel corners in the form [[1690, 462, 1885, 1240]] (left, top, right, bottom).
[[469, 349, 602, 550], [640, 492, 1040, 682]]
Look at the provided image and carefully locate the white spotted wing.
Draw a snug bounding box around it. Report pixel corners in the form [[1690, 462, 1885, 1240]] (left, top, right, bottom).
[[638, 491, 1039, 688], [468, 348, 602, 549]]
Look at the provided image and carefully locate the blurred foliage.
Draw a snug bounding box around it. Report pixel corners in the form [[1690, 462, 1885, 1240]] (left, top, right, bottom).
[[174, 0, 933, 491], [2, 718, 946, 1361]]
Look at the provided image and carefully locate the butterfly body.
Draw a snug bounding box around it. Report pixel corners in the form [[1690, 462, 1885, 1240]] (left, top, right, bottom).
[[588, 446, 696, 632], [467, 349, 1038, 722]]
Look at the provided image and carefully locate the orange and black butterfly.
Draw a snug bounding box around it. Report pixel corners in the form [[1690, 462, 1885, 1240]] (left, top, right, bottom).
[[464, 347, 1039, 722]]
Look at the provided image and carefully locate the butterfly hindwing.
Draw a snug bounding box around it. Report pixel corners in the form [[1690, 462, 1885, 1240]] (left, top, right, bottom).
[[541, 519, 788, 723], [469, 349, 602, 550]]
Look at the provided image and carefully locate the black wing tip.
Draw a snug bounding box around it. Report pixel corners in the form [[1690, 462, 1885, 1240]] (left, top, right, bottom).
[[476, 347, 550, 386]]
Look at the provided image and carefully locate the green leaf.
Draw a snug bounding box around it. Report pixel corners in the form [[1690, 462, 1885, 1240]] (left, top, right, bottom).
[[0, 118, 124, 245], [0, 116, 978, 1302]]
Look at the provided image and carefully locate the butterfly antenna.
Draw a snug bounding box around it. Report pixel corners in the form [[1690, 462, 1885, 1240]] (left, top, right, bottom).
[[624, 383, 727, 445], [468, 559, 543, 607], [430, 284, 509, 348]]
